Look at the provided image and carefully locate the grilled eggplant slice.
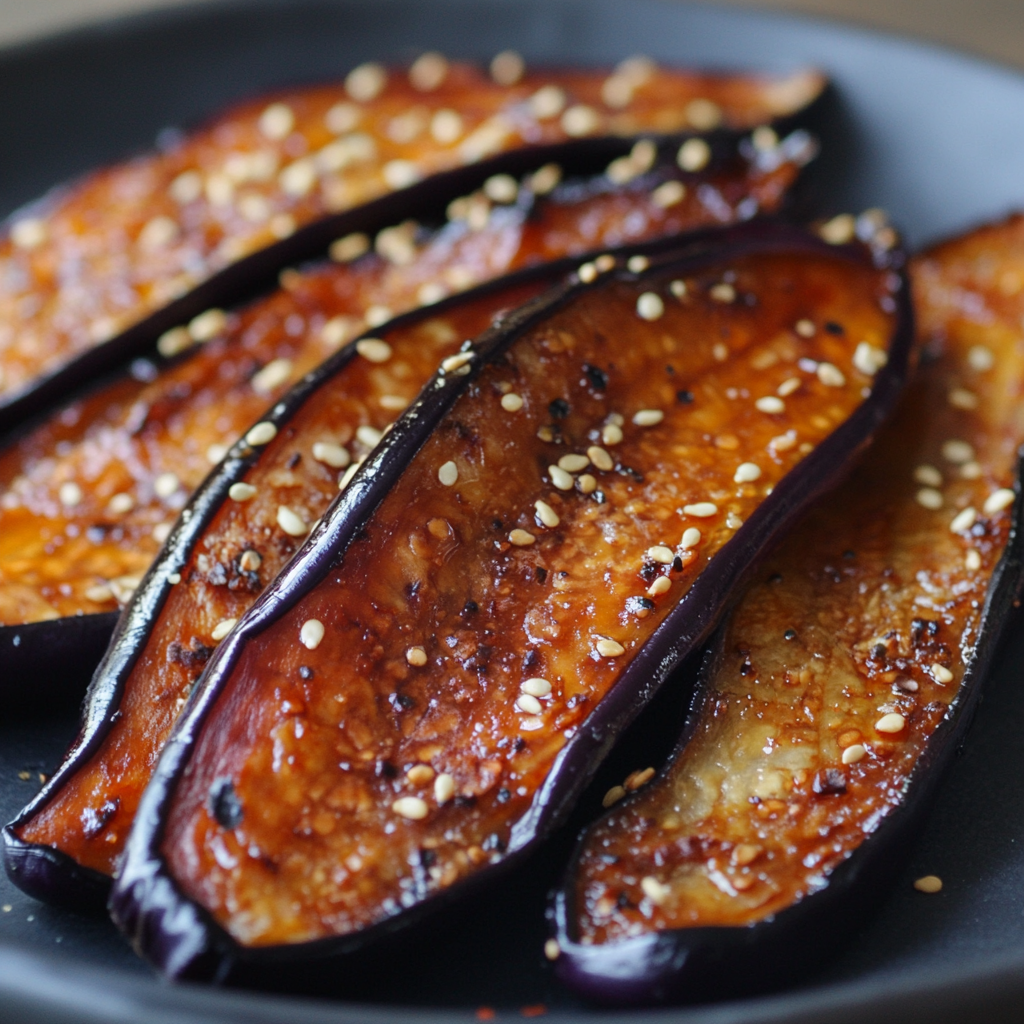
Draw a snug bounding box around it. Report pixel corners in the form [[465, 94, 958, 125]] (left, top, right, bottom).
[[553, 214, 1024, 1005], [100, 221, 911, 981], [0, 130, 814, 706], [0, 57, 823, 431]]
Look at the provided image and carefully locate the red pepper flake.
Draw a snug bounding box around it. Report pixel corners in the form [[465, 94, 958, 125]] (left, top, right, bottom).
[[521, 1005, 547, 1018], [476, 1008, 496, 1021]]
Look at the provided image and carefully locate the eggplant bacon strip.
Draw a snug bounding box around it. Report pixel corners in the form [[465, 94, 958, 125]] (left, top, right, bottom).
[[2, 141, 815, 900], [554, 214, 1024, 1005], [102, 221, 911, 981], [0, 56, 823, 429]]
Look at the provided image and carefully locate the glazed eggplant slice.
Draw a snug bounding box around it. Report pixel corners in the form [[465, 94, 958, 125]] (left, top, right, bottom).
[[101, 221, 912, 981], [0, 56, 824, 431], [553, 214, 1024, 1005], [0, 129, 814, 706]]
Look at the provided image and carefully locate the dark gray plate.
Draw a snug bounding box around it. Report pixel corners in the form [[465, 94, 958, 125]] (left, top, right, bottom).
[[3, 0, 1024, 1020]]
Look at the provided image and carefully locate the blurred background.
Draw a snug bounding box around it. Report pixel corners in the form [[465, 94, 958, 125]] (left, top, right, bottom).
[[0, 0, 1020, 69]]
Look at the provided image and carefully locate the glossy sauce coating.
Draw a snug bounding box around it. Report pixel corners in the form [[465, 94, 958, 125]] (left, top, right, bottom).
[[150, 249, 895, 947], [0, 57, 822, 403], [570, 217, 1024, 944]]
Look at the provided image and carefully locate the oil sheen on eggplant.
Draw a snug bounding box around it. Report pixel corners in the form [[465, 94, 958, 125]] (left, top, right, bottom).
[[553, 214, 1024, 1005], [2, 133, 815, 905], [0, 55, 823, 428], [106, 222, 911, 980]]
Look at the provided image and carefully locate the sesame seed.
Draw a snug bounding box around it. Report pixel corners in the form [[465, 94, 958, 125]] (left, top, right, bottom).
[[441, 352, 474, 373], [967, 345, 995, 372], [84, 584, 113, 603], [941, 439, 975, 464], [490, 49, 525, 85], [593, 254, 616, 274], [726, 512, 743, 529], [529, 84, 567, 120], [652, 180, 686, 208], [710, 282, 736, 303], [966, 549, 982, 571], [383, 160, 422, 189], [577, 474, 597, 494], [916, 488, 943, 510], [777, 377, 801, 397], [206, 443, 228, 465], [984, 488, 1015, 514], [535, 500, 560, 528], [312, 442, 350, 468], [679, 527, 701, 550], [399, 644, 428, 668], [430, 108, 463, 144], [734, 462, 761, 484], [153, 473, 178, 498], [211, 618, 237, 641], [633, 408, 664, 426], [169, 169, 202, 204], [434, 772, 456, 804], [647, 545, 675, 564], [239, 549, 261, 572], [346, 62, 386, 101], [669, 280, 688, 299], [640, 876, 670, 905], [432, 461, 458, 487], [755, 396, 785, 414], [522, 677, 552, 697], [300, 619, 325, 650], [517, 693, 543, 714], [677, 138, 711, 172], [339, 462, 361, 490], [853, 342, 888, 376], [138, 215, 179, 251], [354, 338, 393, 366], [277, 505, 308, 537], [269, 213, 296, 239], [356, 425, 383, 448], [405, 765, 436, 789], [817, 362, 846, 387], [529, 163, 562, 195], [819, 214, 856, 245], [549, 465, 574, 491], [11, 218, 47, 249], [188, 308, 227, 343], [107, 492, 134, 515], [636, 292, 664, 321], [602, 785, 626, 808], [751, 125, 779, 151], [544, 939, 561, 961], [625, 767, 656, 790], [932, 663, 954, 683], [509, 529, 536, 547], [950, 507, 977, 533], [330, 232, 370, 263], [279, 159, 316, 197], [500, 392, 524, 413], [948, 387, 978, 410], [648, 576, 671, 597], [152, 522, 172, 543], [961, 461, 982, 480], [520, 716, 543, 732], [229, 481, 257, 502], [258, 102, 294, 139], [914, 875, 943, 894], [558, 454, 590, 473], [683, 502, 718, 518], [602, 423, 624, 446], [914, 465, 943, 487], [251, 358, 293, 395], [156, 326, 192, 358], [587, 446, 613, 471], [577, 262, 597, 283], [596, 637, 625, 657], [795, 319, 815, 337], [842, 744, 867, 765], [627, 255, 650, 273], [392, 796, 429, 821], [875, 712, 905, 734], [409, 51, 448, 91], [686, 97, 722, 130]]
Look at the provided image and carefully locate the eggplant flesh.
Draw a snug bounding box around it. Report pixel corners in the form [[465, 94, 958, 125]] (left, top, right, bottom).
[[104, 222, 911, 981], [554, 215, 1024, 1006], [0, 134, 814, 711], [0, 58, 823, 431]]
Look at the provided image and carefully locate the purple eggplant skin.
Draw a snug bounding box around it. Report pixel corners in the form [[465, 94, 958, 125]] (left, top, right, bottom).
[[106, 220, 914, 984]]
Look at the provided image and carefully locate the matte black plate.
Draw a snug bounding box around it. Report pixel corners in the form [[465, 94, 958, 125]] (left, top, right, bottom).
[[3, 1, 1024, 1020]]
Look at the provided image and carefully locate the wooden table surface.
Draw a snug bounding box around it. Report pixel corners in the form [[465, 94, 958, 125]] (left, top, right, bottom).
[[0, 0, 1019, 71]]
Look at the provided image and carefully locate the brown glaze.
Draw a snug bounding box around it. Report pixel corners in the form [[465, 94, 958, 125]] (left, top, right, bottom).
[[119, 245, 900, 949], [569, 216, 1024, 945], [0, 57, 822, 405]]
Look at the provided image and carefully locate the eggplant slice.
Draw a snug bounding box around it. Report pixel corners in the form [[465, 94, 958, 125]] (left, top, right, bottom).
[[92, 220, 912, 981], [0, 130, 815, 704], [0, 57, 824, 432], [553, 214, 1024, 1005]]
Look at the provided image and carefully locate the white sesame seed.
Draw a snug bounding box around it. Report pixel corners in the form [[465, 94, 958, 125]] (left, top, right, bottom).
[[755, 396, 785, 414], [950, 507, 977, 533], [932, 663, 954, 683], [277, 505, 307, 537], [966, 549, 982, 570], [84, 584, 114, 603], [434, 461, 458, 487], [914, 875, 943, 894], [269, 213, 296, 239], [984, 488, 1015, 514], [534, 500, 560, 528], [156, 326, 192, 358], [500, 392, 524, 412], [558, 454, 590, 473], [228, 481, 257, 503], [683, 502, 718, 518], [211, 618, 237, 642], [152, 522, 172, 543], [346, 62, 386, 101], [441, 352, 474, 373], [647, 545, 674, 564], [430, 108, 463, 144], [734, 462, 761, 484], [679, 527, 702, 550], [244, 422, 277, 448], [544, 939, 561, 961], [239, 549, 261, 572], [529, 85, 567, 120], [354, 337, 392, 365], [853, 342, 888, 376], [406, 764, 435, 785], [520, 716, 543, 731], [107, 492, 134, 514], [490, 49, 525, 86], [648, 576, 671, 597], [914, 465, 943, 487], [777, 377, 801, 397], [406, 646, 427, 667], [875, 712, 905, 734], [188, 308, 227, 342], [138, 215, 179, 251], [562, 104, 601, 137], [516, 693, 543, 714], [383, 159, 422, 190], [633, 408, 664, 426], [339, 462, 361, 490], [205, 443, 228, 466], [842, 744, 867, 765], [594, 254, 616, 274], [509, 529, 536, 547], [577, 474, 597, 494], [258, 102, 294, 139], [300, 619, 325, 650], [392, 796, 429, 821], [726, 512, 743, 529], [710, 282, 736, 303], [652, 180, 686, 208], [577, 261, 598, 283], [916, 488, 943, 510], [11, 218, 47, 249], [960, 461, 983, 480], [596, 638, 625, 657], [312, 442, 350, 469], [528, 163, 562, 196], [409, 51, 448, 91], [941, 439, 975, 464], [366, 308, 393, 331], [251, 358, 293, 395], [640, 876, 670, 905], [522, 677, 552, 697], [751, 125, 779, 151], [356, 425, 383, 448], [686, 97, 722, 130], [948, 388, 978, 410], [587, 446, 613, 471], [154, 473, 179, 499], [967, 345, 995, 372], [602, 423, 624, 446], [795, 319, 815, 337], [636, 292, 664, 321], [677, 138, 711, 172], [549, 465, 574, 491], [819, 214, 856, 245], [627, 255, 650, 273], [669, 279, 687, 298], [602, 785, 626, 808], [169, 169, 202, 204], [434, 773, 456, 804], [817, 362, 846, 387]]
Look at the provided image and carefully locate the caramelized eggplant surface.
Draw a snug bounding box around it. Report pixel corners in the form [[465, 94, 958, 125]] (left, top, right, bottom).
[[3, 141, 813, 903], [106, 223, 911, 980], [0, 55, 823, 427], [555, 215, 1024, 1004]]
